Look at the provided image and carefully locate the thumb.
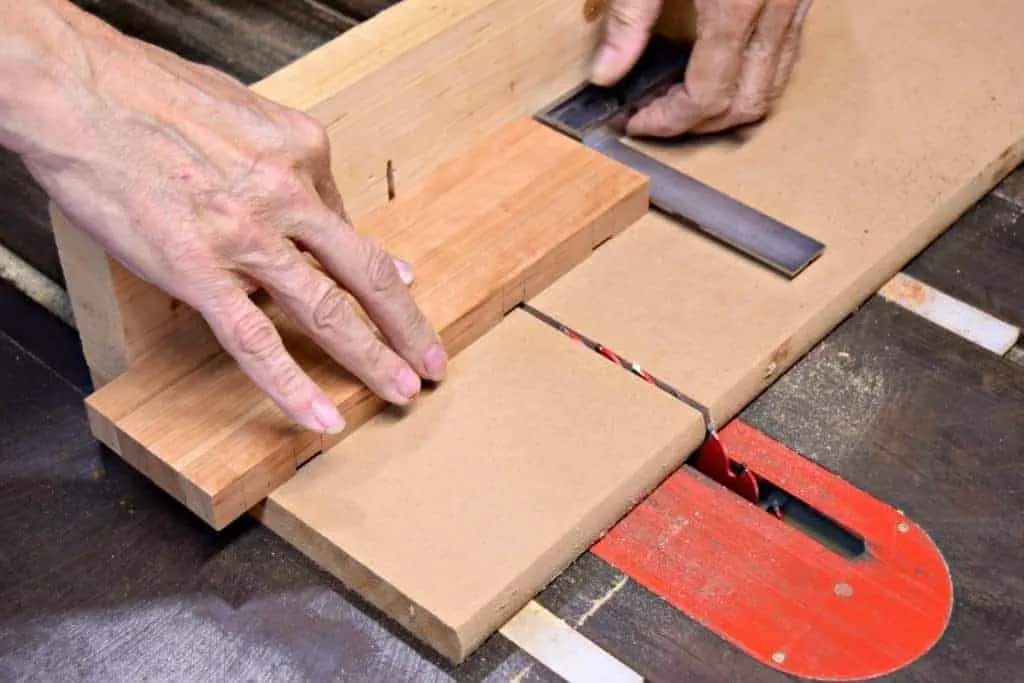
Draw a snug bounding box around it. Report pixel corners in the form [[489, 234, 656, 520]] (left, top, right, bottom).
[[591, 0, 664, 86]]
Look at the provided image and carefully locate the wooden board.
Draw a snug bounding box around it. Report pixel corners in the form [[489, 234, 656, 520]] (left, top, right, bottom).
[[528, 0, 1024, 427], [52, 0, 615, 387], [257, 308, 705, 662], [252, 0, 1024, 664], [82, 118, 649, 529]]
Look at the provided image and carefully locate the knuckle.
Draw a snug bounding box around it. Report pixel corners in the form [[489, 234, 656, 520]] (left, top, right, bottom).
[[366, 244, 399, 293], [361, 333, 388, 375], [234, 309, 281, 362], [697, 92, 734, 118], [403, 299, 429, 336], [288, 110, 331, 159], [733, 98, 770, 123], [258, 161, 308, 203], [217, 219, 268, 258], [312, 285, 353, 331], [607, 2, 647, 27], [273, 362, 306, 398]]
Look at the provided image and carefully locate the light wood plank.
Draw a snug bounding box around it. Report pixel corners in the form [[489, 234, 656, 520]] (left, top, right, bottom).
[[83, 118, 649, 529], [257, 309, 704, 662], [53, 0, 617, 384]]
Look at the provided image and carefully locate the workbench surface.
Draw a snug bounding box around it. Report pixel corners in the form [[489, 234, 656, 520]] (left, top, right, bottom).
[[1, 2, 1022, 681]]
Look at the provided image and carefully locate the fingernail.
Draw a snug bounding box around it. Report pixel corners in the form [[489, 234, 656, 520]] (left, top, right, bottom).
[[312, 397, 346, 434], [423, 343, 448, 381], [393, 257, 414, 286], [396, 366, 421, 399]]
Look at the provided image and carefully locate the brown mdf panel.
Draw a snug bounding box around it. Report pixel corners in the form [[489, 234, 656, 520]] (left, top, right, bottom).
[[531, 0, 1024, 426], [54, 0, 615, 384], [83, 118, 649, 529], [258, 309, 705, 663]]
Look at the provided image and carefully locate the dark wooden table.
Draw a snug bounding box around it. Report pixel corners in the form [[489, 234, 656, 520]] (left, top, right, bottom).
[[1, 3, 1022, 681]]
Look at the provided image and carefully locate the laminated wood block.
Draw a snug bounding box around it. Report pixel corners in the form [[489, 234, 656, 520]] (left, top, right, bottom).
[[257, 309, 706, 662], [83, 118, 649, 529]]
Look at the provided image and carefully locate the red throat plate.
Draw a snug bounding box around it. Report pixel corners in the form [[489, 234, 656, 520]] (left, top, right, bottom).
[[593, 420, 954, 681]]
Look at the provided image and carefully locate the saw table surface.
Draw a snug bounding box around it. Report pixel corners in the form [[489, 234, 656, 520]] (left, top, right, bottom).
[[1, 1, 1023, 680]]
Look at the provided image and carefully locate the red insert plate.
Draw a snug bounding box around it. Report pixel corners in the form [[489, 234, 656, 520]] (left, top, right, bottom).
[[593, 420, 953, 681]]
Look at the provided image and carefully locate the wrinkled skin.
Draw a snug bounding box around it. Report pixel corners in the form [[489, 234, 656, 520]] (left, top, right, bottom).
[[2, 0, 810, 436], [592, 0, 815, 137], [2, 1, 445, 434]]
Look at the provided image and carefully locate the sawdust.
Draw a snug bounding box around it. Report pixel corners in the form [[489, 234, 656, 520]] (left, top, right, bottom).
[[741, 337, 898, 471]]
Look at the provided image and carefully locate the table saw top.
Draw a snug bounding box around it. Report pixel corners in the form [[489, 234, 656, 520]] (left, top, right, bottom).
[[1, 168, 1022, 680], [1, 1, 1022, 679]]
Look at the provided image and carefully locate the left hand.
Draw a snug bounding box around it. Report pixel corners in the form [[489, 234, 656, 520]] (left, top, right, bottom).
[[591, 0, 814, 137]]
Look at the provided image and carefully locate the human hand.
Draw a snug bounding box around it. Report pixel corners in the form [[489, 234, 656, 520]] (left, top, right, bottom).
[[591, 0, 814, 137], [13, 9, 446, 434]]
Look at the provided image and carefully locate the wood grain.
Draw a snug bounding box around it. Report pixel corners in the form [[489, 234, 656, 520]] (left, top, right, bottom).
[[82, 118, 649, 529], [260, 0, 1024, 665], [258, 309, 704, 662], [53, 0, 615, 387]]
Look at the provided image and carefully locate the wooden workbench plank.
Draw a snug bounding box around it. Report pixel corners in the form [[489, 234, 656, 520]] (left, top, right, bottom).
[[740, 296, 1024, 681], [259, 309, 705, 662], [902, 193, 1024, 329], [529, 0, 1024, 428], [83, 118, 649, 529]]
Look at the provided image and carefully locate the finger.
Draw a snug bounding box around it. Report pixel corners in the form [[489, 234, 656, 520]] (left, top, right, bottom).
[[591, 0, 664, 86], [690, 0, 801, 133], [627, 0, 764, 136], [199, 282, 345, 434], [625, 83, 706, 137], [295, 209, 446, 383], [243, 241, 426, 406], [771, 0, 815, 99], [317, 173, 414, 286]]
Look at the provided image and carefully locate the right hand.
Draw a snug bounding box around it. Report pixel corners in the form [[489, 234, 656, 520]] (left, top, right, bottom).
[[17, 14, 446, 434], [591, 0, 814, 137]]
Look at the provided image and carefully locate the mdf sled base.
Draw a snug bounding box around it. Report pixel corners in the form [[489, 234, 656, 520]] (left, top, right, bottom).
[[51, 0, 1024, 670]]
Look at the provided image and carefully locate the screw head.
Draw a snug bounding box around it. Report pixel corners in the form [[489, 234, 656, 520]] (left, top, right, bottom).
[[834, 582, 854, 598], [897, 521, 910, 533], [771, 651, 786, 664]]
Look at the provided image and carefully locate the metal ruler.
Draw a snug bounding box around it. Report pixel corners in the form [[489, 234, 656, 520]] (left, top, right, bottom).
[[534, 35, 824, 278]]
